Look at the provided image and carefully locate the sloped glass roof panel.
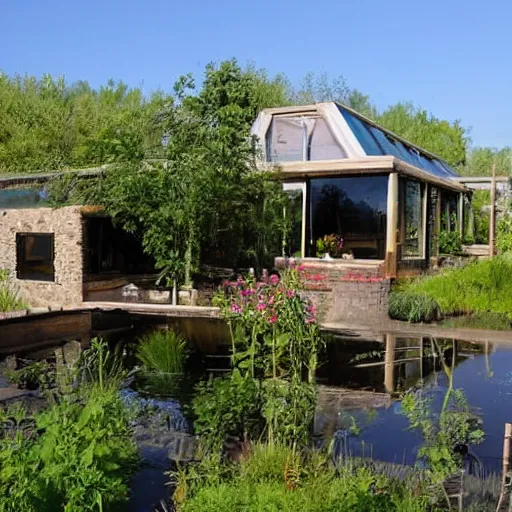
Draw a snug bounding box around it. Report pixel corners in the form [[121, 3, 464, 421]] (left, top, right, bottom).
[[337, 105, 459, 179], [339, 108, 383, 156]]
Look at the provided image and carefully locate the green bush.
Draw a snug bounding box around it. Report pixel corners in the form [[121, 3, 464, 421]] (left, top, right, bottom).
[[388, 291, 440, 323], [438, 230, 463, 255]]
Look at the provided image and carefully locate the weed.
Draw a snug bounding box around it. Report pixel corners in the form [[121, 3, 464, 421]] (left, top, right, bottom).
[[137, 328, 187, 375], [388, 291, 440, 323]]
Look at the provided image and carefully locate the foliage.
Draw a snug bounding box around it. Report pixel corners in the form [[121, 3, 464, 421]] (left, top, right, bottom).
[[388, 291, 440, 323], [174, 443, 429, 512], [0, 73, 170, 173], [191, 371, 262, 453], [401, 387, 484, 487], [401, 257, 512, 318], [440, 311, 511, 330], [0, 269, 26, 312], [461, 146, 512, 177], [137, 329, 187, 375], [438, 230, 464, 255], [192, 268, 322, 452], [0, 341, 138, 511], [496, 214, 512, 254], [316, 234, 344, 258], [472, 190, 490, 244], [5, 360, 54, 391]]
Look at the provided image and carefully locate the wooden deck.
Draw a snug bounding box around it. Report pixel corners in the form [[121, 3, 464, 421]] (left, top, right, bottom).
[[83, 301, 221, 318]]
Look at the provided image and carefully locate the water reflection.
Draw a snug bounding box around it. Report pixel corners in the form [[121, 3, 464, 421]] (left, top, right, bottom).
[[316, 333, 510, 473]]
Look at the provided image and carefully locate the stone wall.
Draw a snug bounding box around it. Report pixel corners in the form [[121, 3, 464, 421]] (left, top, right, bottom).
[[275, 257, 391, 324], [0, 206, 83, 308]]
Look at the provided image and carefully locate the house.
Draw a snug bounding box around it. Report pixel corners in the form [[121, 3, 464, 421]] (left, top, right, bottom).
[[251, 102, 472, 321]]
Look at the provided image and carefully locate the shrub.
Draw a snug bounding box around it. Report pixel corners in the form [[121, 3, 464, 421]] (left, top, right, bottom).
[[137, 329, 187, 375], [497, 214, 512, 254], [438, 230, 463, 255], [388, 291, 439, 323]]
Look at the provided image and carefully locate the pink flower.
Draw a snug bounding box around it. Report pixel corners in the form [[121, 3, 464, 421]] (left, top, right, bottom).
[[240, 289, 253, 297], [269, 274, 279, 285], [231, 304, 242, 314], [269, 315, 277, 324], [307, 305, 317, 315], [287, 289, 296, 298], [268, 295, 275, 305], [257, 302, 266, 311], [297, 265, 305, 272], [306, 317, 316, 324]]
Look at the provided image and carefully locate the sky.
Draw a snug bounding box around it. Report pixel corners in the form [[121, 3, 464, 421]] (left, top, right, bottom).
[[1, 0, 511, 148]]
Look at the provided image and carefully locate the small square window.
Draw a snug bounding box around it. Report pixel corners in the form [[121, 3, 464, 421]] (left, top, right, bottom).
[[16, 233, 55, 282]]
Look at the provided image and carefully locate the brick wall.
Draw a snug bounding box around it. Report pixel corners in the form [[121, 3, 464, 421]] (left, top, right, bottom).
[[275, 257, 391, 324], [0, 206, 83, 308]]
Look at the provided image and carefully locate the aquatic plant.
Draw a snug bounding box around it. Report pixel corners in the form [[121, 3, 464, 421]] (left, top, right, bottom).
[[137, 328, 188, 376], [388, 291, 440, 323]]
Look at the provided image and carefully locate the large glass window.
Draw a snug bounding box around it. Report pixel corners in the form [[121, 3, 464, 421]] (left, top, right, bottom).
[[16, 233, 55, 281], [441, 191, 458, 232], [401, 181, 424, 258], [266, 116, 346, 162], [309, 176, 387, 259]]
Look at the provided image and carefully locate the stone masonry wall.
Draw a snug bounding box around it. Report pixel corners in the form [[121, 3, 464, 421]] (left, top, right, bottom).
[[275, 258, 391, 324], [0, 206, 83, 308]]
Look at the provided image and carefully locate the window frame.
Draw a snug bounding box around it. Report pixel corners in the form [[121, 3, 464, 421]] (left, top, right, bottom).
[[16, 232, 55, 282]]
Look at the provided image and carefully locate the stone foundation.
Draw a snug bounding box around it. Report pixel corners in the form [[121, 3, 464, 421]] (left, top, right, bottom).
[[0, 206, 83, 308], [275, 257, 391, 323]]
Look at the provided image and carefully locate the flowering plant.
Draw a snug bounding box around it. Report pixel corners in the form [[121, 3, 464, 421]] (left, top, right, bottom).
[[316, 234, 344, 258], [213, 267, 320, 383]]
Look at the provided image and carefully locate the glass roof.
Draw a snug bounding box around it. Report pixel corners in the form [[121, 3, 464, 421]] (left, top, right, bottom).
[[338, 105, 458, 179]]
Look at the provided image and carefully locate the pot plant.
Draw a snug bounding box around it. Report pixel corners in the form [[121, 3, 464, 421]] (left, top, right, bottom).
[[316, 234, 344, 259]]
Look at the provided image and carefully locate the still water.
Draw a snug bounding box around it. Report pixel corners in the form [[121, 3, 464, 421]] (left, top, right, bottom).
[[316, 333, 512, 473]]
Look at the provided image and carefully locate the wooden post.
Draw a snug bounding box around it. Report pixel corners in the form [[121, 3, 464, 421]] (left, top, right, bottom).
[[490, 162, 497, 258], [385, 173, 399, 278], [497, 423, 512, 511], [458, 193, 464, 235], [503, 423, 512, 478], [384, 333, 396, 393]]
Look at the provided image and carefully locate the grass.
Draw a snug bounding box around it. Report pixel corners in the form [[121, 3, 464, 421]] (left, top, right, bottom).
[[0, 270, 26, 312], [398, 257, 512, 319], [137, 328, 188, 375], [440, 312, 512, 331], [175, 443, 429, 512], [388, 292, 440, 323]]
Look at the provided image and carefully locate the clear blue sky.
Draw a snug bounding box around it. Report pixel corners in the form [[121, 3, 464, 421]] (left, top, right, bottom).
[[1, 0, 510, 148]]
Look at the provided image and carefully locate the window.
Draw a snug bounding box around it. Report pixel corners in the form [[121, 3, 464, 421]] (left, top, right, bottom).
[[401, 181, 424, 258], [283, 183, 305, 258], [309, 176, 387, 259], [266, 116, 346, 162], [16, 233, 55, 281]]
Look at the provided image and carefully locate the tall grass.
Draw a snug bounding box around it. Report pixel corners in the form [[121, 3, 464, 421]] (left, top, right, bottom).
[[137, 329, 187, 375], [0, 269, 26, 312], [401, 257, 512, 319]]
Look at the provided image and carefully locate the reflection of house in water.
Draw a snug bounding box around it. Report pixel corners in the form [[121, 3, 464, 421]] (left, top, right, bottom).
[[318, 334, 487, 394]]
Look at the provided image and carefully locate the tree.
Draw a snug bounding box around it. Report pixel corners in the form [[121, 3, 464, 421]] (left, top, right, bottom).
[[461, 146, 512, 176]]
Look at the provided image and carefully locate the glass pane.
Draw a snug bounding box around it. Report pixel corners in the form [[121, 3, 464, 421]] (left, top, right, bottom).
[[308, 118, 347, 160], [338, 107, 383, 156], [403, 181, 423, 258], [310, 176, 388, 259], [441, 191, 458, 231], [266, 117, 305, 162], [368, 126, 403, 159], [284, 188, 303, 258]]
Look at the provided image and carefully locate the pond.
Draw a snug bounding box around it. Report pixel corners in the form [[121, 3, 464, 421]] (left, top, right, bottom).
[[1, 318, 512, 509]]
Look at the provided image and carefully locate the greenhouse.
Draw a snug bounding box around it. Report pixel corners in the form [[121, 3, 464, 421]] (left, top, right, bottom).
[[251, 102, 471, 277]]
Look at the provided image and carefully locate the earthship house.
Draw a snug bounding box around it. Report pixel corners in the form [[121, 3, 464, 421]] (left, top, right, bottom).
[[0, 103, 475, 321]]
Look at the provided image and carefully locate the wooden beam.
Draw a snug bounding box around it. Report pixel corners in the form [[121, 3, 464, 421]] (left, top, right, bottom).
[[489, 162, 497, 258], [458, 193, 464, 234], [385, 173, 399, 278], [384, 333, 396, 393]]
